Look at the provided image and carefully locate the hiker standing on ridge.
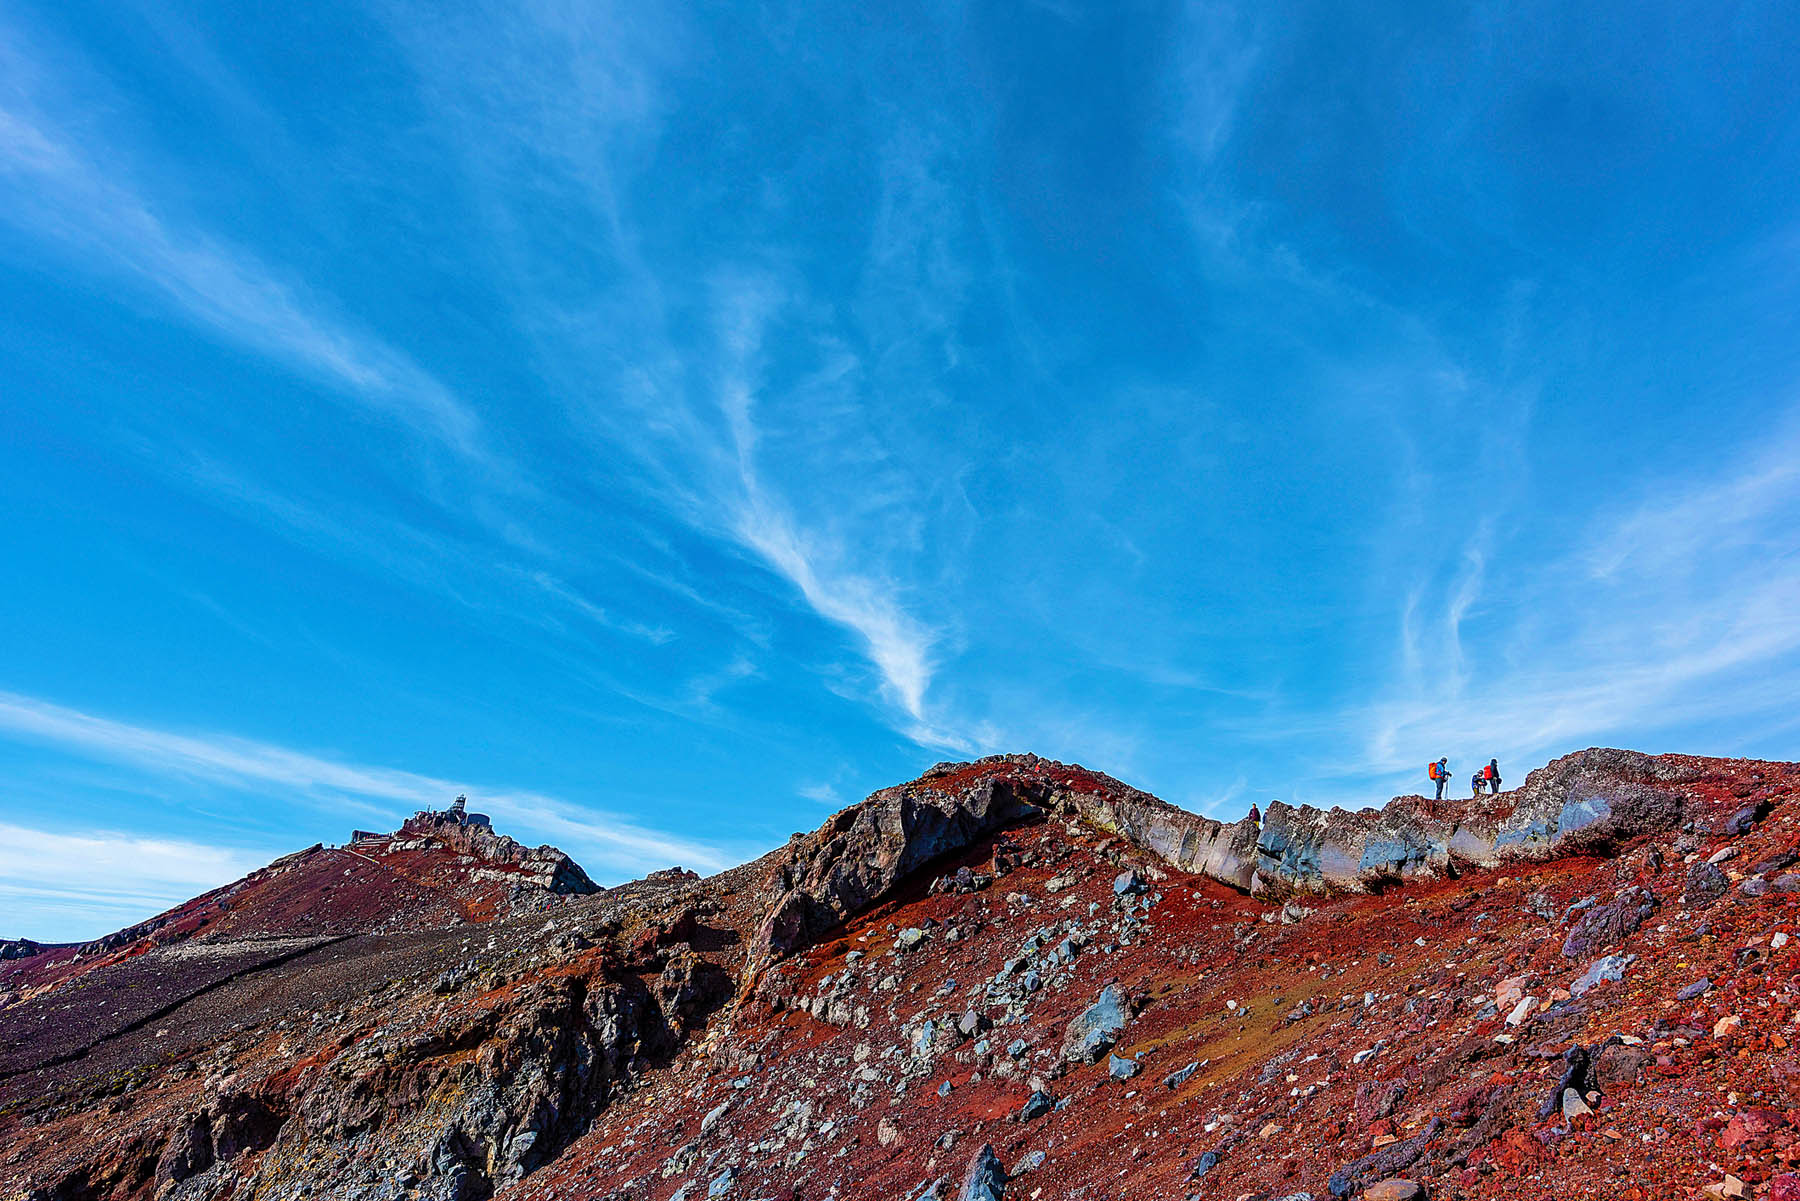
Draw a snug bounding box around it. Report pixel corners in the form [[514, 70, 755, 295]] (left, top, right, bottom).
[[1482, 759, 1502, 794], [1470, 769, 1484, 799], [1247, 802, 1261, 826], [1429, 757, 1449, 801]]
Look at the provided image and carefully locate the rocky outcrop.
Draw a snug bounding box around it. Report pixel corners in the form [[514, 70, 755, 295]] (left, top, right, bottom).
[[1044, 779, 1260, 890], [743, 748, 1762, 965], [0, 939, 44, 961], [1244, 748, 1708, 896], [391, 812, 600, 895], [246, 969, 664, 1200], [16, 952, 677, 1201], [750, 769, 1039, 960], [1007, 747, 1733, 899]]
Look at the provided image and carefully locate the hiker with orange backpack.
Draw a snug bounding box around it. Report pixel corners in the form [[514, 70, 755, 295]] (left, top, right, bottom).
[[1428, 757, 1449, 801], [1481, 758, 1501, 794]]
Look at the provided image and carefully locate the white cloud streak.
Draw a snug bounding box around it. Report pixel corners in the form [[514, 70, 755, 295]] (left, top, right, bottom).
[[1358, 421, 1800, 776], [709, 277, 947, 730], [0, 49, 488, 466], [0, 690, 729, 877], [531, 571, 677, 645], [0, 824, 270, 939]]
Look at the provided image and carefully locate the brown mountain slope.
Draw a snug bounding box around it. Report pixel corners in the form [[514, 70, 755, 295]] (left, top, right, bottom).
[[0, 809, 598, 1005], [3, 750, 1798, 1201]]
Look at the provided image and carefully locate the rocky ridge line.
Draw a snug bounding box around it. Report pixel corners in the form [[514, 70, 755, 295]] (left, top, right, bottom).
[[4, 746, 1794, 1201], [375, 811, 601, 896], [746, 747, 1727, 969]]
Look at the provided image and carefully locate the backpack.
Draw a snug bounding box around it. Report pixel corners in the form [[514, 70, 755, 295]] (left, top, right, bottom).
[[1483, 763, 1495, 780], [1428, 762, 1441, 781]]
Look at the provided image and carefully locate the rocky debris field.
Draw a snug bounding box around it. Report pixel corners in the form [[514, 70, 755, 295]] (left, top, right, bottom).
[[3, 750, 1799, 1201]]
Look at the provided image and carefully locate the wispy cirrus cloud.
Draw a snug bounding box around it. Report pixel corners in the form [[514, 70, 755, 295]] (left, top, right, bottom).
[[0, 690, 728, 876], [0, 34, 489, 468], [530, 571, 677, 645], [0, 823, 273, 942], [708, 275, 949, 733], [731, 491, 942, 724], [1357, 419, 1800, 780], [382, 9, 973, 749]]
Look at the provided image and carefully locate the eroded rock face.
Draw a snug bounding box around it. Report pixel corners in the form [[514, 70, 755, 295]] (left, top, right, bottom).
[[392, 812, 600, 895], [750, 771, 1039, 961], [250, 970, 662, 1200], [744, 748, 1727, 964], [1248, 749, 1698, 896]]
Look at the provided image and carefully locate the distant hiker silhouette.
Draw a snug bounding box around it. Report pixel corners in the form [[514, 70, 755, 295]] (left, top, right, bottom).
[[1482, 759, 1502, 794], [1247, 802, 1261, 826], [1471, 770, 1484, 798], [1428, 757, 1449, 801]]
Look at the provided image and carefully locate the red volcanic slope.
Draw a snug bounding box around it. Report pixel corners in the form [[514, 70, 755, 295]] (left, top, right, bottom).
[[2, 751, 1798, 1201], [0, 808, 595, 1002]]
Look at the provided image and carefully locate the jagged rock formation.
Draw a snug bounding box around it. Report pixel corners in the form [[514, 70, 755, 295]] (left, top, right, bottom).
[[382, 810, 600, 895], [4, 749, 1799, 1201], [1252, 747, 1698, 894], [0, 939, 46, 961], [749, 766, 1039, 961], [745, 748, 1733, 965]]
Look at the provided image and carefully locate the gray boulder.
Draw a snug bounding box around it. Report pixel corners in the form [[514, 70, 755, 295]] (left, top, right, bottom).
[[959, 1144, 1007, 1201], [1060, 984, 1129, 1062], [1107, 1054, 1141, 1081], [1684, 860, 1729, 906], [1562, 885, 1657, 959], [1570, 953, 1634, 997]]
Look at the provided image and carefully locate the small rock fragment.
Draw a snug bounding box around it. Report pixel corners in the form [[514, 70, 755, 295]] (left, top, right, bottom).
[[1362, 1181, 1423, 1201], [1107, 1054, 1141, 1081], [1570, 953, 1634, 998], [1162, 1060, 1199, 1089], [959, 1144, 1006, 1201]]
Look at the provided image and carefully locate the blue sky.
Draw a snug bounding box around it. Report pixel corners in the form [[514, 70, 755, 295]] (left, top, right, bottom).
[[4, 2, 1800, 941]]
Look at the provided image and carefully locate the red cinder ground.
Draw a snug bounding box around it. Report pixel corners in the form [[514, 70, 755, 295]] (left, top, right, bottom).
[[4, 755, 1799, 1201], [516, 805, 1800, 1201]]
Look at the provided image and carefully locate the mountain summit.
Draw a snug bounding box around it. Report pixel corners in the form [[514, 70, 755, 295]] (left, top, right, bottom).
[[4, 750, 1798, 1200]]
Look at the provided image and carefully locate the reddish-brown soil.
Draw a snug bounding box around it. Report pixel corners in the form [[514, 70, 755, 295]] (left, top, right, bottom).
[[3, 754, 1798, 1201], [515, 813, 1800, 1201]]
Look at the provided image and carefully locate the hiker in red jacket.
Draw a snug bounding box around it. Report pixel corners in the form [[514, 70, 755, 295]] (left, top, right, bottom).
[[1429, 757, 1449, 801]]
